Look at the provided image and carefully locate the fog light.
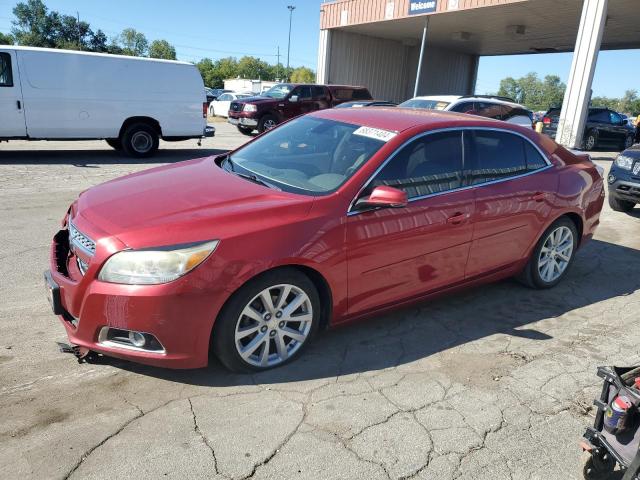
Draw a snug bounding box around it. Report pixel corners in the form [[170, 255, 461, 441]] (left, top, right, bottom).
[[608, 174, 616, 184], [128, 331, 146, 348]]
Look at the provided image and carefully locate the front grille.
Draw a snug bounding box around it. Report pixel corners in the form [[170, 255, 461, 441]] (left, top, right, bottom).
[[68, 220, 96, 256], [633, 162, 640, 176], [230, 101, 242, 112]]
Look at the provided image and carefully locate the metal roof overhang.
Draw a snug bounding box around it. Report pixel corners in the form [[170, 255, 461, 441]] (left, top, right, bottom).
[[329, 0, 640, 56]]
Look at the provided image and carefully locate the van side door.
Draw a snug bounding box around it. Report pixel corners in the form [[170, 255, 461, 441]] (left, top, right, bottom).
[[0, 50, 27, 138]]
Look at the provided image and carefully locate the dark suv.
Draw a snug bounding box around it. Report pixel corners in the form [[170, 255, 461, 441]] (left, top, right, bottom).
[[608, 145, 640, 212], [542, 107, 635, 151], [228, 83, 372, 135]]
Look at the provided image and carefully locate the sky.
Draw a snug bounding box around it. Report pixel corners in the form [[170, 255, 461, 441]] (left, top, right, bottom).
[[1, 0, 638, 99]]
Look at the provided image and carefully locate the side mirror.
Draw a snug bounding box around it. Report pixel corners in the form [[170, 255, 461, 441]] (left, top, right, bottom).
[[355, 186, 408, 210], [289, 95, 299, 103]]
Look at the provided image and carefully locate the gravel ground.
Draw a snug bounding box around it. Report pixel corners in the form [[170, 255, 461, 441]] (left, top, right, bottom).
[[1, 123, 639, 480]]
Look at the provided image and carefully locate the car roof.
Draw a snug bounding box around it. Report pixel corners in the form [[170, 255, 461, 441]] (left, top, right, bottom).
[[4, 45, 192, 65], [313, 106, 509, 133], [409, 95, 526, 109], [409, 95, 462, 103]]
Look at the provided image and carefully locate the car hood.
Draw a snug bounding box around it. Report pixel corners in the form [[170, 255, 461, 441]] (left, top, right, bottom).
[[74, 157, 314, 249], [235, 96, 278, 105]]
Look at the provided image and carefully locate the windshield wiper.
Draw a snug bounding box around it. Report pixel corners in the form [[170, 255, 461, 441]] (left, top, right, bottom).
[[222, 156, 279, 190]]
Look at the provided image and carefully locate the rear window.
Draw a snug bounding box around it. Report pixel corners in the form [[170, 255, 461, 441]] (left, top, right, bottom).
[[0, 52, 13, 87], [332, 88, 372, 101], [399, 99, 450, 110]]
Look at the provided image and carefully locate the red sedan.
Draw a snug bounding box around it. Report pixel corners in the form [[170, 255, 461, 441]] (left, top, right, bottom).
[[45, 108, 605, 372]]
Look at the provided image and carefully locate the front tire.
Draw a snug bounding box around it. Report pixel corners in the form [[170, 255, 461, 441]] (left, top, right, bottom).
[[623, 134, 635, 150], [518, 217, 578, 289], [258, 114, 278, 134], [121, 123, 159, 158], [212, 268, 320, 373], [609, 195, 635, 212]]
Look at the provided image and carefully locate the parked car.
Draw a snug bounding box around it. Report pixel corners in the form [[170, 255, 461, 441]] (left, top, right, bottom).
[[607, 145, 640, 212], [208, 92, 253, 118], [541, 107, 635, 151], [334, 100, 397, 108], [0, 46, 211, 157], [227, 83, 372, 135], [46, 108, 604, 372], [206, 88, 232, 103], [399, 95, 534, 128]]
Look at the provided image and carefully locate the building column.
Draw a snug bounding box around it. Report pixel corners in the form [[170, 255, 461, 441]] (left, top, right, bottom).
[[556, 0, 608, 149], [316, 29, 332, 84]]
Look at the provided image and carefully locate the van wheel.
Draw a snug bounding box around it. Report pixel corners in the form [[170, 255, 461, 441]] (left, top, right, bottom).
[[517, 217, 578, 289], [237, 126, 254, 136], [258, 115, 278, 133], [212, 268, 320, 373], [122, 123, 159, 158], [105, 139, 122, 150], [609, 196, 635, 212], [583, 130, 598, 151]]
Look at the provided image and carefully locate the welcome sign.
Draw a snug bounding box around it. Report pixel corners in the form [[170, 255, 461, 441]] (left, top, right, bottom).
[[408, 0, 437, 15]]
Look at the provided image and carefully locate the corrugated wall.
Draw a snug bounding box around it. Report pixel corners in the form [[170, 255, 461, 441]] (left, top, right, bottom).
[[327, 30, 411, 102], [320, 0, 529, 29], [326, 30, 478, 101]]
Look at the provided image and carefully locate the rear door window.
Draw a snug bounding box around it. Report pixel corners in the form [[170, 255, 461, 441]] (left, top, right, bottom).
[[475, 102, 504, 120], [588, 110, 611, 123], [0, 52, 13, 87], [468, 130, 528, 184], [312, 86, 327, 99], [351, 88, 372, 100]]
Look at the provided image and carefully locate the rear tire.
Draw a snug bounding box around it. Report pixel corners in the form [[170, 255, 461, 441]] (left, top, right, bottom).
[[518, 217, 578, 289], [121, 123, 159, 158], [105, 139, 122, 150], [583, 130, 598, 151], [237, 126, 254, 136], [212, 268, 320, 373], [258, 114, 278, 134], [623, 134, 635, 150], [609, 195, 635, 212]]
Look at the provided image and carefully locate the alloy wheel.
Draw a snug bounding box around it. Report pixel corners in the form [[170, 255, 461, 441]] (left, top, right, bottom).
[[585, 134, 596, 150], [234, 284, 313, 368], [263, 119, 277, 130], [625, 136, 634, 149], [538, 226, 574, 283]]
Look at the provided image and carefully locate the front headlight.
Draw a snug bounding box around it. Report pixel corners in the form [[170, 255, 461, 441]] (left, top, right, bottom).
[[98, 240, 219, 285], [615, 155, 634, 170], [243, 104, 257, 112]]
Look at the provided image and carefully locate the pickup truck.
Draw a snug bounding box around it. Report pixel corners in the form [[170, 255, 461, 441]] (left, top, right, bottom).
[[227, 83, 372, 135]]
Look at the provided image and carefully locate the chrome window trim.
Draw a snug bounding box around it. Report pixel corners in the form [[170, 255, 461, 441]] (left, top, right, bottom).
[[347, 126, 552, 217]]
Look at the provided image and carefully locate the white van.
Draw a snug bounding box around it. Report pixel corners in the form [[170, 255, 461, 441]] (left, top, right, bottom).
[[0, 46, 211, 157]]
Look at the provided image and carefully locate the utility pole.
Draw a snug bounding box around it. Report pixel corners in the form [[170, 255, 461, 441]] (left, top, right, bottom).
[[277, 46, 281, 81], [77, 11, 82, 49], [286, 5, 296, 80]]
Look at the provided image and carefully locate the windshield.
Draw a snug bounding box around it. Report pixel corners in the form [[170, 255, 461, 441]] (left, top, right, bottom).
[[399, 99, 450, 110], [226, 116, 389, 195], [261, 84, 293, 99]]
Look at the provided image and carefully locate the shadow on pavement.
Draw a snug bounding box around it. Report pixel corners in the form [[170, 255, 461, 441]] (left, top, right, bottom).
[[0, 148, 228, 166], [92, 238, 640, 387]]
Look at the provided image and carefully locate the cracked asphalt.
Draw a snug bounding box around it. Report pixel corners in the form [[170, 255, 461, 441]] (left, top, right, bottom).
[[1, 123, 639, 480]]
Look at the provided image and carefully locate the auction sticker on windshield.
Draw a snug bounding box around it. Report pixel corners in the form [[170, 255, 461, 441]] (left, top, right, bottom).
[[353, 126, 397, 142]]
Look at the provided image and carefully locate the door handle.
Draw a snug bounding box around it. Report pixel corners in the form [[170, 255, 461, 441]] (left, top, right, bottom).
[[446, 212, 468, 225], [16, 100, 21, 110], [532, 192, 546, 202]]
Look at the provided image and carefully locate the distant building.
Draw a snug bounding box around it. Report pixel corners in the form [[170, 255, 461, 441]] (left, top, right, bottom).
[[223, 79, 280, 95]]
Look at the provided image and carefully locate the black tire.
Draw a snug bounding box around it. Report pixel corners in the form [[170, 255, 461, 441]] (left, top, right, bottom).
[[609, 195, 636, 212], [623, 134, 635, 151], [105, 138, 122, 150], [257, 114, 278, 134], [583, 130, 598, 151], [212, 268, 321, 373], [121, 122, 159, 158], [518, 217, 578, 289], [237, 125, 254, 136]]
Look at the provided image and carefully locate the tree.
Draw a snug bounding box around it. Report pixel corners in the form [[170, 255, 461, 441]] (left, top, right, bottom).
[[497, 72, 565, 111], [290, 66, 315, 83], [149, 39, 176, 60], [118, 28, 148, 56], [0, 32, 13, 44], [236, 56, 272, 80], [618, 90, 639, 114]]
